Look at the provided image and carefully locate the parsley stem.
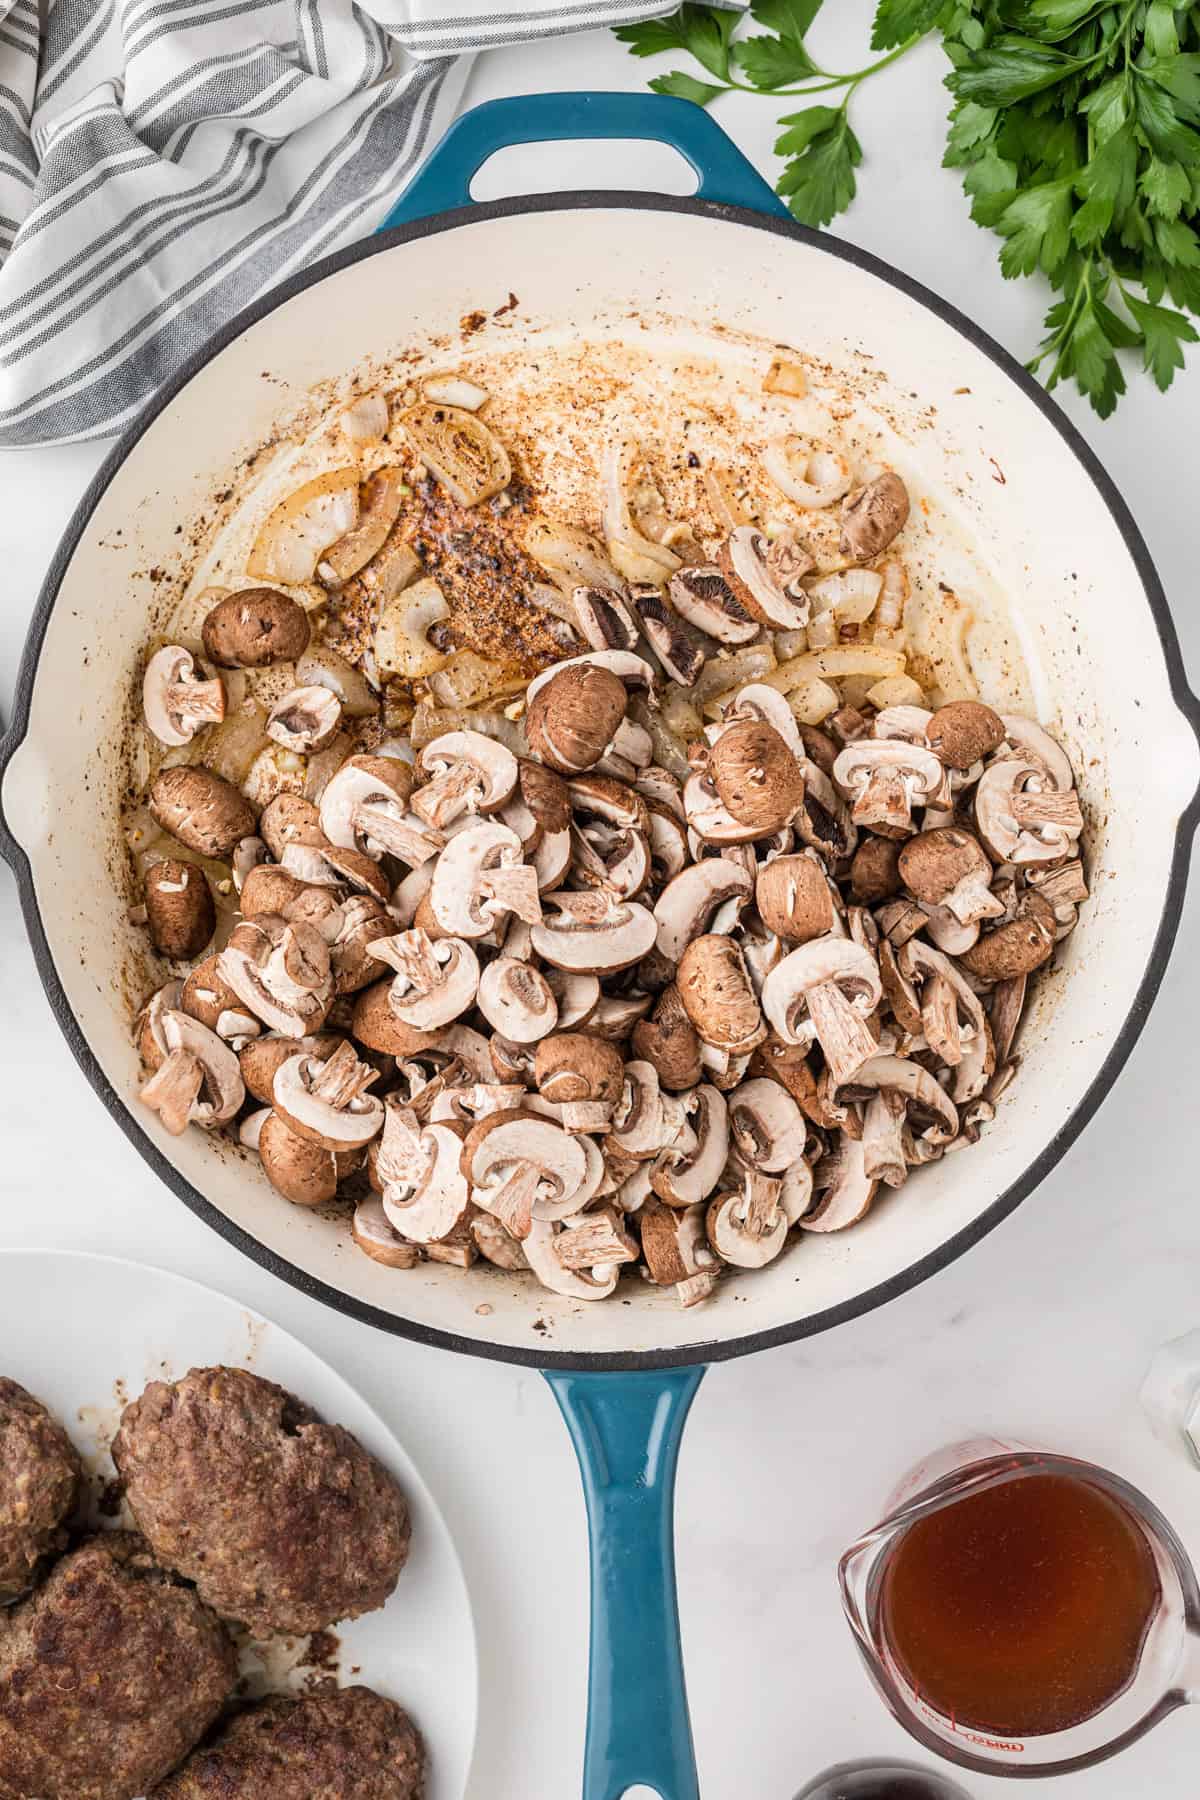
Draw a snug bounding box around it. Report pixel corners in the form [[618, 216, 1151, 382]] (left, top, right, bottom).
[[708, 33, 923, 100]]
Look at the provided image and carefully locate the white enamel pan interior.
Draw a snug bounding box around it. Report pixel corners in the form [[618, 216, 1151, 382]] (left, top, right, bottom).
[[3, 195, 1199, 1368]]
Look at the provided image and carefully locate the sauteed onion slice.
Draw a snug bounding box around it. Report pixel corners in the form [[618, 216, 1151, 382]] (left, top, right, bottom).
[[602, 438, 682, 585], [403, 403, 510, 507], [525, 518, 622, 597], [247, 468, 360, 585]]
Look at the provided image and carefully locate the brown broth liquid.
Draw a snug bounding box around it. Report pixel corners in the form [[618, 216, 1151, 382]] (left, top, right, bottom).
[[878, 1472, 1161, 1737]]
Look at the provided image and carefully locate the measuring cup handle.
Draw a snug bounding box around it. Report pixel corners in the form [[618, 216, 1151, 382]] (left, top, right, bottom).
[[545, 1366, 706, 1800], [377, 92, 788, 230]]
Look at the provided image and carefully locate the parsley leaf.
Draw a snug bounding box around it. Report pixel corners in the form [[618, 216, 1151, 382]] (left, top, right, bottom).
[[949, 43, 1083, 108], [751, 0, 824, 39], [871, 0, 948, 52], [997, 178, 1075, 277], [1123, 292, 1199, 389], [734, 35, 815, 88], [1072, 128, 1136, 247], [1141, 156, 1193, 221], [649, 72, 726, 106], [615, 5, 737, 81], [777, 114, 863, 227]]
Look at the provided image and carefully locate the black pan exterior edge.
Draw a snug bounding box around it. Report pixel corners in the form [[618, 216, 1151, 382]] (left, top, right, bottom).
[[3, 192, 1198, 1370]]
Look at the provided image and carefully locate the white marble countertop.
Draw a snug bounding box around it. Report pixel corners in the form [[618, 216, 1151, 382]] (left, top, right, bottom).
[[3, 13, 1200, 1799]]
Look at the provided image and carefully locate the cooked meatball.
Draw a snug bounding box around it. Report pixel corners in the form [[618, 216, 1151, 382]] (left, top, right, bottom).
[[0, 1533, 235, 1800], [113, 1367, 410, 1636], [156, 1687, 424, 1799], [0, 1376, 81, 1602]]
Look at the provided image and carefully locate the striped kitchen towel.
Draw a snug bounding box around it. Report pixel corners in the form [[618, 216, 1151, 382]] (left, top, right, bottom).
[[0, 0, 679, 449]]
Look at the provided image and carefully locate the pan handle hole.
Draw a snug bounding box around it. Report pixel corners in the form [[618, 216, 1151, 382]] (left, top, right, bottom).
[[468, 140, 700, 203]]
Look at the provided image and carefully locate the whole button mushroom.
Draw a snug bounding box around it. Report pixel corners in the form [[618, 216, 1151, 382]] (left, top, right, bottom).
[[926, 698, 1005, 770], [960, 891, 1058, 982], [524, 662, 628, 776], [839, 470, 910, 563], [898, 827, 1005, 926], [149, 766, 256, 861], [677, 934, 766, 1055], [200, 588, 311, 668], [144, 859, 216, 960], [755, 853, 834, 943], [708, 718, 805, 836], [535, 1032, 624, 1133], [257, 1110, 352, 1207], [849, 836, 902, 904]]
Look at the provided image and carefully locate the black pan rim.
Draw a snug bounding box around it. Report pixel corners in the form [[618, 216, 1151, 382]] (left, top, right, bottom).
[[3, 188, 1198, 1372]]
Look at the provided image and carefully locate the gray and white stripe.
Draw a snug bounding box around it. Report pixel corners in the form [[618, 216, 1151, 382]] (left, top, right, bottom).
[[0, 0, 677, 448]]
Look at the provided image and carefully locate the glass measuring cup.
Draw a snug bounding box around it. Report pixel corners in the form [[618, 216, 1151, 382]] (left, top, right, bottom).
[[839, 1439, 1200, 1778]]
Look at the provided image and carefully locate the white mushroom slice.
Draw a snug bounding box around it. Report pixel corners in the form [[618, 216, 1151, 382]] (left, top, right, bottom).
[[524, 1217, 620, 1300], [319, 755, 421, 862], [803, 1132, 877, 1231], [899, 939, 993, 1103], [138, 1010, 244, 1133], [477, 957, 558, 1043], [391, 861, 435, 928], [833, 739, 945, 836], [403, 403, 511, 507], [526, 649, 658, 706], [384, 1121, 470, 1243], [999, 716, 1074, 791], [272, 1040, 383, 1149], [533, 827, 572, 892], [650, 1084, 728, 1207], [873, 703, 933, 745], [860, 1090, 907, 1187], [668, 565, 759, 645], [921, 905, 980, 956], [707, 1171, 788, 1268], [352, 1195, 420, 1269], [247, 468, 360, 585], [570, 584, 639, 653], [589, 992, 655, 1039], [682, 772, 762, 846], [369, 929, 480, 1030], [543, 969, 600, 1029], [215, 1008, 261, 1049], [728, 1077, 807, 1174], [430, 820, 539, 938], [412, 730, 519, 830], [640, 1199, 716, 1285], [762, 438, 851, 508], [531, 891, 656, 973], [142, 645, 226, 748], [218, 917, 334, 1036], [232, 836, 268, 893], [375, 576, 451, 680], [471, 1212, 530, 1271], [266, 685, 342, 753], [611, 1061, 674, 1160], [974, 758, 1083, 866], [779, 1158, 814, 1224], [842, 1054, 958, 1179], [466, 1114, 588, 1240], [529, 1127, 606, 1219], [762, 939, 882, 1085], [653, 857, 754, 965], [239, 1107, 271, 1152], [339, 393, 390, 445], [720, 526, 810, 631], [429, 1083, 528, 1126], [618, 1162, 656, 1214]]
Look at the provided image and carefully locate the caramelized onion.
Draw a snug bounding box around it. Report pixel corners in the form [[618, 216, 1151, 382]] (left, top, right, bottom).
[[402, 403, 510, 507], [602, 438, 681, 584], [318, 468, 407, 587], [247, 468, 359, 585], [524, 518, 622, 597]]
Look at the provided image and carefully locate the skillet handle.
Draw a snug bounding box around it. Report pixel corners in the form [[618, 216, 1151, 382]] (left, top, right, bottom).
[[377, 92, 787, 230], [545, 1365, 706, 1800]]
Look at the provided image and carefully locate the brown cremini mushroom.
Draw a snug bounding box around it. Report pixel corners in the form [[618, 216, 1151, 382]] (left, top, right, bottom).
[[709, 718, 804, 835], [926, 699, 1005, 770], [149, 766, 256, 861], [142, 646, 226, 748], [898, 827, 1004, 926], [525, 663, 628, 776], [677, 934, 765, 1054], [839, 470, 910, 562], [849, 836, 902, 904], [755, 854, 834, 943], [201, 588, 311, 667], [145, 859, 215, 960], [959, 891, 1057, 982], [632, 984, 703, 1091]]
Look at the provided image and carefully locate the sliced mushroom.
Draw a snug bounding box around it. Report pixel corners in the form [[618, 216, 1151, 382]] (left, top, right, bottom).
[[383, 1120, 472, 1244], [719, 526, 811, 631], [708, 718, 805, 836], [569, 584, 639, 653], [272, 1039, 383, 1149], [368, 928, 480, 1029], [523, 1217, 620, 1299], [999, 716, 1075, 791], [525, 662, 629, 776], [840, 470, 910, 562], [142, 646, 226, 747], [803, 1131, 877, 1230], [668, 564, 760, 646], [266, 685, 342, 754], [138, 1009, 244, 1134], [839, 1053, 959, 1173], [353, 1196, 421, 1269], [238, 1030, 341, 1105], [959, 891, 1057, 982], [534, 1032, 624, 1132], [463, 1111, 588, 1240], [471, 1212, 530, 1271], [478, 957, 559, 1044], [899, 827, 1004, 926], [632, 984, 703, 1091], [677, 934, 766, 1054], [149, 766, 257, 861], [319, 755, 431, 863], [706, 1171, 788, 1268], [430, 820, 539, 939], [833, 739, 944, 837], [899, 938, 994, 1102], [728, 1077, 807, 1173], [218, 914, 334, 1036], [762, 939, 881, 1085], [974, 759, 1083, 866], [542, 967, 600, 1031], [412, 730, 519, 830], [628, 584, 712, 686], [531, 890, 656, 974], [144, 859, 216, 960], [652, 857, 754, 965]]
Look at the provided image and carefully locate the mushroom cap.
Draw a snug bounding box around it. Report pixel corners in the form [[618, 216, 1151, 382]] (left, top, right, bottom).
[[718, 526, 809, 631], [145, 859, 216, 960], [803, 1131, 877, 1231], [351, 979, 452, 1057], [319, 755, 416, 856], [259, 792, 326, 861], [728, 1076, 807, 1173], [754, 854, 834, 944], [833, 738, 944, 803], [534, 1032, 624, 1104], [477, 956, 558, 1043], [238, 1031, 342, 1104], [522, 1216, 619, 1300], [849, 836, 902, 904], [677, 934, 765, 1054], [525, 663, 628, 776], [839, 470, 910, 562], [383, 1122, 471, 1244], [682, 772, 765, 846], [272, 1052, 384, 1150], [180, 954, 248, 1033], [709, 718, 805, 834], [159, 1010, 245, 1126], [632, 992, 703, 1092], [463, 1111, 588, 1210], [898, 827, 992, 906], [839, 1052, 959, 1144], [1000, 715, 1075, 791], [352, 1196, 420, 1268], [201, 587, 311, 668], [640, 1200, 713, 1285], [667, 564, 758, 645], [531, 892, 656, 974], [653, 856, 754, 965], [926, 699, 1004, 771], [149, 766, 256, 861], [973, 758, 1081, 865], [258, 1110, 339, 1206], [518, 758, 571, 833], [705, 1185, 788, 1268], [959, 893, 1057, 981], [724, 682, 806, 759]]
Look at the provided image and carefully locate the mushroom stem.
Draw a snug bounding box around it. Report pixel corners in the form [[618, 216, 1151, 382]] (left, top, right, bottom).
[[358, 803, 445, 864], [555, 1206, 638, 1271], [851, 767, 913, 834], [475, 1161, 541, 1240], [166, 673, 226, 729], [805, 979, 878, 1085], [139, 1050, 203, 1134], [307, 1040, 379, 1109], [479, 863, 542, 924], [743, 1168, 784, 1239], [561, 1100, 614, 1135], [921, 971, 963, 1067], [411, 763, 483, 830], [861, 1090, 907, 1187]]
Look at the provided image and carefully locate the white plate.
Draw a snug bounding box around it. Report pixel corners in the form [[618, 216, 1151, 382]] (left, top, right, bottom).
[[0, 1249, 478, 1800]]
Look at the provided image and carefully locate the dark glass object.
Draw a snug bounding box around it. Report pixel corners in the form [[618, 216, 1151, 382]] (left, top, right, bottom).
[[795, 1760, 971, 1799]]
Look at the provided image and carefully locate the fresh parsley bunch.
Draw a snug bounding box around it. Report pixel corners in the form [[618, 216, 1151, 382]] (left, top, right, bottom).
[[616, 2, 1200, 417]]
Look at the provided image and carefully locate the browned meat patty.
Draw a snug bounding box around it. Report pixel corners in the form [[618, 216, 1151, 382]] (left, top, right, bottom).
[[0, 1377, 81, 1603], [156, 1687, 425, 1799], [0, 1532, 235, 1800], [112, 1367, 410, 1636]]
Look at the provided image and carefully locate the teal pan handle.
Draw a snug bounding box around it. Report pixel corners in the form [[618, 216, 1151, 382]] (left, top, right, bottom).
[[377, 91, 788, 230], [545, 1367, 707, 1800]]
